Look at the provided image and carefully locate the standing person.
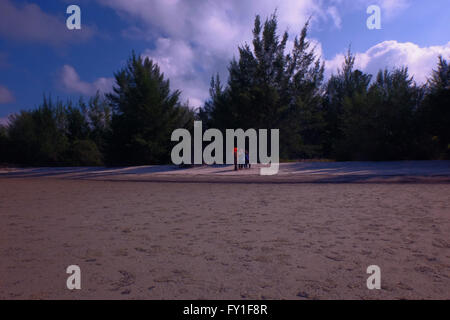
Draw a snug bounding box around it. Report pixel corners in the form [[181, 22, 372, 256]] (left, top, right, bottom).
[[238, 148, 245, 169], [245, 150, 250, 169], [234, 147, 238, 171]]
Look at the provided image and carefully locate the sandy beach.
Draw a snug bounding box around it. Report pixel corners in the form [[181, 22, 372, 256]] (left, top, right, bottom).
[[2, 161, 450, 184], [1, 163, 449, 299]]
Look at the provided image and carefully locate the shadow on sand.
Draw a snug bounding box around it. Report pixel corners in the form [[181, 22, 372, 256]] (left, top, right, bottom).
[[1, 161, 449, 183], [0, 165, 187, 179]]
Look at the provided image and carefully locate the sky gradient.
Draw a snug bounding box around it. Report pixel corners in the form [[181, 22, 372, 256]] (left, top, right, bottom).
[[0, 0, 449, 122]]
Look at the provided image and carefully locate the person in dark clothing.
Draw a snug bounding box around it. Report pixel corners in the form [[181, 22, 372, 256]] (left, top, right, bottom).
[[245, 150, 250, 169]]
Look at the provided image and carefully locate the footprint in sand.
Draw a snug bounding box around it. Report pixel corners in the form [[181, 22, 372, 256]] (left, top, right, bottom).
[[111, 270, 135, 291], [432, 239, 449, 249]]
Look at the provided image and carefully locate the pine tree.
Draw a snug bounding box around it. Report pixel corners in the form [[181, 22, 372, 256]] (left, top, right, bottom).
[[107, 52, 190, 165], [417, 56, 450, 158], [199, 13, 325, 159], [334, 67, 421, 160], [323, 49, 372, 158]]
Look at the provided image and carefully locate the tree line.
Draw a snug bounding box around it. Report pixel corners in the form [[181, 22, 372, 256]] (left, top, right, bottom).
[[0, 14, 448, 166]]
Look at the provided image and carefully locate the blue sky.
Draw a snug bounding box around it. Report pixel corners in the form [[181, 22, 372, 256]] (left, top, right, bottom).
[[0, 0, 449, 122]]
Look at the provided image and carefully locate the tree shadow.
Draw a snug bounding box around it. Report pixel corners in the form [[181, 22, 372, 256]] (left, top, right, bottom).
[[0, 165, 188, 179]]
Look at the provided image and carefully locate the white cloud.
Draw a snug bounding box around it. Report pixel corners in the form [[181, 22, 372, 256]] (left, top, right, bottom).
[[60, 65, 114, 96], [142, 38, 208, 107], [97, 0, 443, 105], [144, 38, 195, 80], [0, 85, 14, 104], [378, 0, 410, 18], [325, 41, 450, 83], [99, 0, 331, 54], [96, 0, 338, 106], [327, 6, 342, 29], [352, 0, 410, 20]]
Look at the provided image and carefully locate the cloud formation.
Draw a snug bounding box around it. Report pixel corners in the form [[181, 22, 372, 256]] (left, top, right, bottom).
[[0, 85, 15, 104], [377, 0, 410, 18], [97, 0, 444, 105], [97, 0, 335, 106], [60, 65, 114, 96], [0, 0, 94, 46], [325, 41, 450, 83], [326, 6, 342, 29], [142, 38, 210, 107]]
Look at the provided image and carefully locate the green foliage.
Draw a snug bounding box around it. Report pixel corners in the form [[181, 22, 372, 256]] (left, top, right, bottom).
[[333, 67, 423, 160], [0, 51, 194, 167], [69, 139, 103, 166], [199, 14, 448, 161], [416, 56, 450, 159], [81, 92, 112, 155], [2, 94, 111, 166], [7, 99, 69, 165], [1, 31, 448, 165], [199, 13, 325, 159], [0, 124, 10, 163], [323, 50, 372, 158], [107, 52, 194, 165]]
